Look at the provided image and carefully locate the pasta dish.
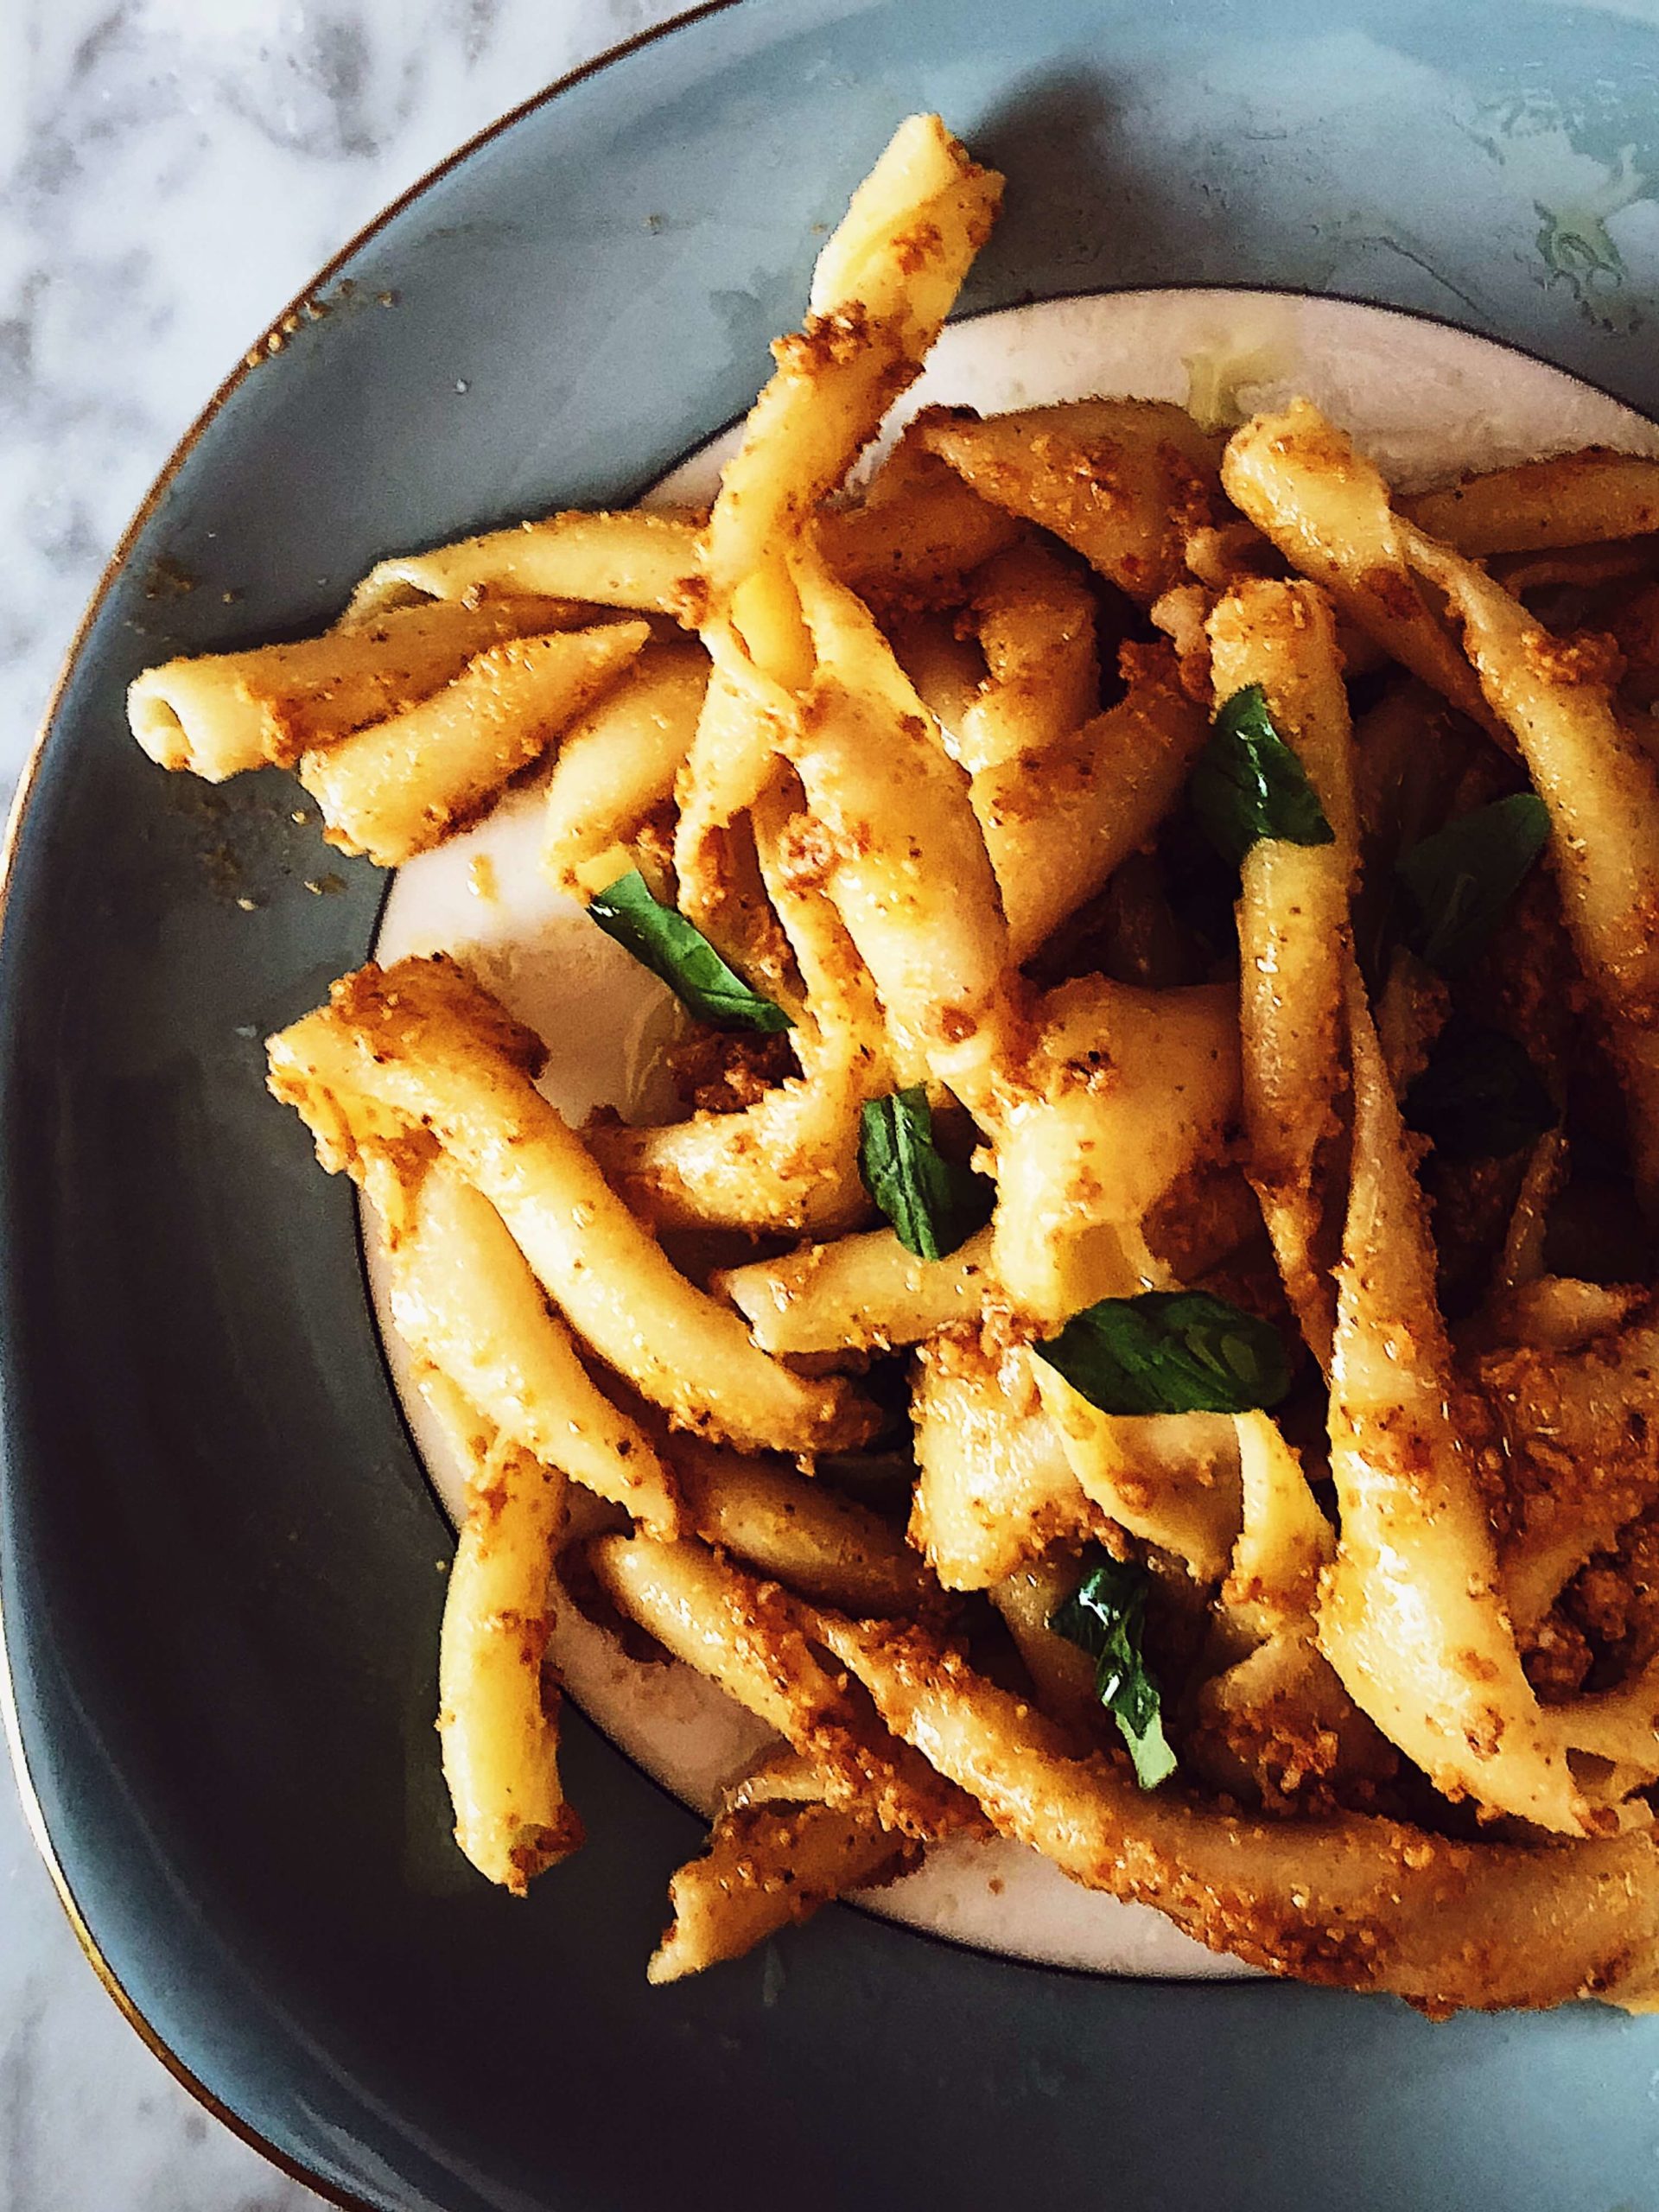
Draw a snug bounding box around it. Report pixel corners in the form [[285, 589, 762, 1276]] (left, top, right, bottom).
[[127, 116, 1659, 2014]]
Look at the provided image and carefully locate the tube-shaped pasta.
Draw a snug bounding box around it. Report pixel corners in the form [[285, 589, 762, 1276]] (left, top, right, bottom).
[[989, 1557, 1102, 1729], [1317, 976, 1585, 1834], [1224, 1411, 1332, 1638], [911, 1334, 1095, 1589], [971, 644, 1206, 962], [819, 431, 1022, 607], [126, 596, 583, 781], [347, 509, 702, 620], [1402, 447, 1659, 556], [586, 1534, 978, 1841], [671, 1433, 932, 1617], [990, 977, 1241, 1323], [1398, 521, 1659, 1210], [266, 957, 874, 1456], [953, 538, 1099, 775], [541, 639, 708, 893], [649, 1794, 918, 1984], [1209, 577, 1357, 1359], [385, 1156, 680, 1536], [423, 1375, 582, 1894], [717, 1225, 995, 1356], [821, 1614, 1659, 2013], [1032, 1376, 1243, 1583], [918, 399, 1224, 602], [299, 622, 648, 867], [1221, 401, 1497, 734], [788, 543, 1013, 1081]]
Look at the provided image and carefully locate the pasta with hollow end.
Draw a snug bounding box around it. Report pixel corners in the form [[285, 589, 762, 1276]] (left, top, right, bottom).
[[128, 113, 1659, 2013]]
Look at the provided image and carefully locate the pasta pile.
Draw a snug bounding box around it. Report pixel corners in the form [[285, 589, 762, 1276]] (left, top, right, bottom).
[[132, 115, 1659, 2014]]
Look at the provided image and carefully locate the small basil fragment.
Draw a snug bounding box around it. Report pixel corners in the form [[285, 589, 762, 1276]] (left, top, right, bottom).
[[1396, 792, 1549, 976], [857, 1086, 995, 1262], [1049, 1552, 1177, 1789], [1190, 683, 1336, 867], [1037, 1289, 1292, 1417], [588, 869, 792, 1033], [1405, 1019, 1558, 1161]]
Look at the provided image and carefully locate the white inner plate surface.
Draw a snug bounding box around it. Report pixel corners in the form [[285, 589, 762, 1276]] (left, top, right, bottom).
[[366, 289, 1659, 1979]]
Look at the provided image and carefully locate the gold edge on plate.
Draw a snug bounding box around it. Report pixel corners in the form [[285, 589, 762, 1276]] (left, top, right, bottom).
[[0, 1, 747, 2204]]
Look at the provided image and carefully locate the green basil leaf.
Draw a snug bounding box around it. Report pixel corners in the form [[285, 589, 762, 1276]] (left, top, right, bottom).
[[1396, 792, 1549, 976], [1048, 1551, 1177, 1789], [588, 869, 792, 1033], [1405, 1019, 1558, 1161], [1190, 683, 1336, 867], [857, 1086, 995, 1261], [1036, 1289, 1292, 1417]]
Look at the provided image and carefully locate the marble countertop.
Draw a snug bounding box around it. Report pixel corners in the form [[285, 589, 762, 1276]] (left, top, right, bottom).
[[0, 6, 681, 2204]]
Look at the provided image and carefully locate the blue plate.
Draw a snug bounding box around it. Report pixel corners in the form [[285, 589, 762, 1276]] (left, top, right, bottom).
[[6, 3, 1659, 2207]]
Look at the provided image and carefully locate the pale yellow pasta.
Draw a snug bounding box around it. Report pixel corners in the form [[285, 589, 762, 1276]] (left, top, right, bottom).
[[1555, 1660, 1659, 1777], [820, 1614, 1659, 2012], [1399, 519, 1659, 1208], [384, 1155, 680, 1536], [819, 431, 1023, 606], [910, 1335, 1095, 1589], [971, 645, 1206, 962], [298, 622, 647, 867], [988, 1558, 1102, 1729], [1317, 976, 1585, 1834], [649, 1793, 918, 1985], [423, 1372, 582, 1894], [1221, 400, 1497, 734], [750, 767, 890, 1056], [717, 1225, 995, 1356], [888, 610, 986, 754], [671, 1433, 931, 1617], [347, 508, 702, 620], [1224, 1411, 1332, 1637], [1402, 447, 1659, 556], [1032, 1373, 1243, 1583], [990, 977, 1241, 1323], [126, 595, 582, 781], [541, 639, 709, 893], [1208, 577, 1357, 1357], [586, 1534, 977, 1842], [266, 957, 874, 1456], [919, 398, 1223, 602], [953, 538, 1099, 775]]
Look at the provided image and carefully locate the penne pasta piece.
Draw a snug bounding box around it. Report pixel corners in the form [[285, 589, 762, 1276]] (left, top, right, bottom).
[[541, 639, 709, 893], [1032, 1375, 1243, 1584], [586, 1533, 979, 1841], [988, 1556, 1103, 1729], [952, 537, 1100, 775], [299, 622, 648, 867], [127, 595, 584, 781], [918, 398, 1224, 602], [347, 508, 702, 621], [972, 643, 1206, 962], [887, 609, 986, 756], [423, 1373, 582, 1894], [821, 1613, 1659, 2013], [671, 1432, 933, 1617], [717, 1225, 995, 1356], [1208, 577, 1357, 1359], [267, 957, 874, 1456], [820, 429, 1023, 607], [1317, 975, 1586, 1834], [1221, 401, 1497, 734], [1223, 1411, 1332, 1638], [911, 1333, 1096, 1589], [1396, 520, 1659, 1210], [1554, 1658, 1659, 1777], [648, 1791, 918, 1984], [384, 1154, 680, 1536], [1402, 447, 1659, 556], [990, 976, 1241, 1323]]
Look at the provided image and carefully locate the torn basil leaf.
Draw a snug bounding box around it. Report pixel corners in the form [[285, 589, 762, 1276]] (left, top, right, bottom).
[[857, 1086, 995, 1262], [1037, 1289, 1292, 1416], [1405, 1019, 1558, 1161], [1396, 792, 1549, 976], [588, 869, 792, 1033], [1190, 683, 1336, 867], [1049, 1552, 1177, 1789]]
